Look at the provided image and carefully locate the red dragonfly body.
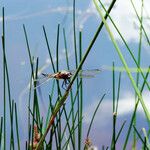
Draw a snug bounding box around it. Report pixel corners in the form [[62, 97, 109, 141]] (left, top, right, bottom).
[[42, 70, 72, 80]]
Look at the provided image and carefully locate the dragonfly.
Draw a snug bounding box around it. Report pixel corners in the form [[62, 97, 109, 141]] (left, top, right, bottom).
[[34, 66, 150, 89], [34, 69, 101, 89]]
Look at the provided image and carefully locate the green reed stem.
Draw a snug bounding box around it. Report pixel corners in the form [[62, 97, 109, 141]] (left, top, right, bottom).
[[78, 30, 83, 150], [10, 100, 14, 150], [2, 7, 6, 150], [111, 63, 116, 150], [115, 120, 126, 142], [133, 1, 144, 148], [133, 126, 149, 150], [86, 94, 105, 139], [99, 0, 150, 90], [130, 0, 150, 45], [94, 0, 150, 121], [15, 103, 20, 150], [42, 26, 56, 73], [0, 117, 3, 149], [36, 1, 116, 149], [123, 66, 150, 149]]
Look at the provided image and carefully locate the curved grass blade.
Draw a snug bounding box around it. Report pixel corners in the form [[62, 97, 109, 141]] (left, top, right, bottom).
[[99, 0, 150, 90], [35, 1, 116, 149], [86, 94, 105, 138], [93, 0, 150, 121], [15, 103, 20, 150], [133, 126, 149, 150], [123, 66, 150, 149]]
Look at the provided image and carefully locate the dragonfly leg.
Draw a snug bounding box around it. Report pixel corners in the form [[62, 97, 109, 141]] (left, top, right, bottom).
[[66, 79, 70, 84], [62, 79, 70, 90], [62, 80, 67, 90]]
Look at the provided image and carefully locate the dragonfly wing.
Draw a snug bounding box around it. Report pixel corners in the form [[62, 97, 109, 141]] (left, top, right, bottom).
[[70, 69, 101, 78], [77, 74, 95, 78], [81, 69, 101, 74], [34, 76, 52, 89]]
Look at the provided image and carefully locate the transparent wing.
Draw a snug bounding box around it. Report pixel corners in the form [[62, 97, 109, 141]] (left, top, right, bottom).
[[33, 76, 52, 89], [70, 69, 102, 78]]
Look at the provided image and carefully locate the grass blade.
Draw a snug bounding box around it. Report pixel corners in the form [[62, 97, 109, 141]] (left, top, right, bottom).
[[130, 0, 150, 45], [86, 94, 105, 138], [99, 0, 150, 90], [93, 0, 150, 121], [0, 117, 3, 149], [35, 1, 116, 149], [15, 103, 20, 150], [2, 7, 6, 150], [123, 66, 150, 148]]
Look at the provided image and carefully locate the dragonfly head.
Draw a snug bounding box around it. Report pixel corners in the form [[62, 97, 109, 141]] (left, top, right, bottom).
[[68, 72, 72, 78]]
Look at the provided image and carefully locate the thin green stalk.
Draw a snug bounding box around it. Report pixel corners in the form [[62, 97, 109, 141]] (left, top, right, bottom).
[[133, 0, 144, 148], [112, 63, 115, 112], [144, 137, 147, 150], [56, 24, 60, 73], [78, 30, 83, 150], [142, 128, 150, 148], [114, 72, 122, 144], [62, 106, 75, 150], [115, 120, 126, 142], [2, 20, 12, 141], [15, 103, 20, 150], [31, 58, 40, 149], [99, 0, 150, 90], [61, 81, 82, 141], [55, 24, 61, 150], [36, 1, 116, 149], [86, 94, 105, 138], [56, 24, 61, 94], [47, 127, 53, 150], [93, 0, 150, 121], [62, 112, 79, 150], [123, 66, 150, 149], [48, 96, 59, 150], [28, 74, 32, 149], [23, 25, 34, 79], [84, 94, 105, 150], [136, 0, 143, 96], [45, 89, 54, 132], [0, 117, 3, 149], [133, 126, 149, 150], [45, 81, 55, 130], [43, 25, 61, 94], [61, 82, 82, 149], [111, 65, 122, 149], [73, 0, 78, 146], [42, 26, 56, 73], [2, 7, 6, 150], [10, 100, 15, 150], [48, 96, 64, 150], [28, 125, 31, 150], [63, 27, 76, 149], [73, 0, 78, 68], [111, 63, 116, 150], [63, 28, 70, 70], [68, 0, 116, 88], [116, 72, 121, 113], [2, 7, 16, 150], [53, 121, 59, 150], [34, 58, 40, 124], [130, 0, 150, 45]]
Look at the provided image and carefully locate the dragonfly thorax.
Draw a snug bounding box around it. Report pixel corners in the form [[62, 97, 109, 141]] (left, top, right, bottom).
[[54, 70, 72, 80]]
